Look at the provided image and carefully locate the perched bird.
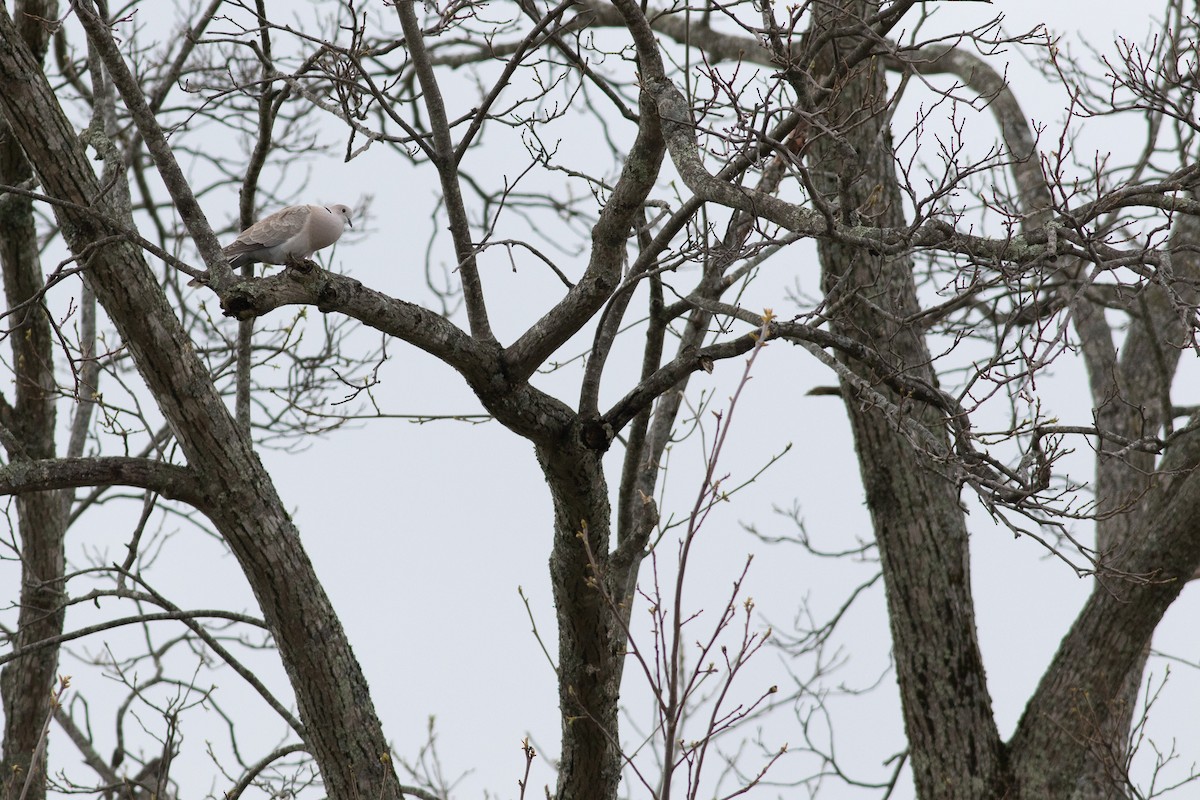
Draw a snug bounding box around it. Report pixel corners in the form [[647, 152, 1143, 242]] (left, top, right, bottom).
[[223, 204, 353, 269]]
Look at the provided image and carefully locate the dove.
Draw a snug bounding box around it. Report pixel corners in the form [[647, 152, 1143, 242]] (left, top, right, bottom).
[[223, 204, 353, 269]]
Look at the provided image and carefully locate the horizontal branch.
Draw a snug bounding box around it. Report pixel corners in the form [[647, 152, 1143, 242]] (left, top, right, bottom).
[[0, 610, 265, 668], [0, 457, 205, 508], [601, 298, 958, 434], [580, 7, 1191, 275], [217, 267, 580, 444], [216, 268, 498, 384], [602, 327, 760, 434]]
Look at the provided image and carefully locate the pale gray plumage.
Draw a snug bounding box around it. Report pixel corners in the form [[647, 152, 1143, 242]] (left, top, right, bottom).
[[223, 204, 353, 268]]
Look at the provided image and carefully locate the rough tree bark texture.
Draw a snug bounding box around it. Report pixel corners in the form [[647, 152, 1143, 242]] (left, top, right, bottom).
[[0, 7, 404, 799], [891, 38, 1200, 797], [538, 435, 623, 800], [802, 4, 1200, 797], [0, 5, 66, 800], [1010, 204, 1200, 798], [1065, 209, 1200, 799], [3, 1, 1197, 798], [804, 2, 1008, 796]]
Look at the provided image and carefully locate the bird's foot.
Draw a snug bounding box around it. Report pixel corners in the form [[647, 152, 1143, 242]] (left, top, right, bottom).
[[284, 257, 319, 275]]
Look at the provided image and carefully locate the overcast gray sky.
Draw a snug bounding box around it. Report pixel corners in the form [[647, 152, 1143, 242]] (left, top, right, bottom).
[[5, 1, 1198, 798]]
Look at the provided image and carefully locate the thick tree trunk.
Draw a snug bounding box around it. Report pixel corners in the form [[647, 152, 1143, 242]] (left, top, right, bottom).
[[0, 165, 67, 800], [1009, 455, 1200, 795], [804, 2, 1007, 796], [1060, 202, 1200, 799], [0, 9, 403, 799], [0, 6, 65, 800], [537, 432, 623, 800]]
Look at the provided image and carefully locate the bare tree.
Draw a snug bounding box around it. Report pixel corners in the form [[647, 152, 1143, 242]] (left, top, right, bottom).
[[1, 1, 1199, 799]]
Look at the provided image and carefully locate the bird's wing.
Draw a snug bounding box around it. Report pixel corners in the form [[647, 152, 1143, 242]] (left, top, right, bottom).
[[227, 206, 311, 252], [244, 206, 310, 245]]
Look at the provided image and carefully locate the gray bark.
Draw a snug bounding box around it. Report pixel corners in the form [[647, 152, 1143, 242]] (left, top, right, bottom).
[[2, 2, 1197, 799], [0, 7, 405, 799], [0, 5, 66, 800], [801, 3, 1007, 796], [538, 437, 623, 800]]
